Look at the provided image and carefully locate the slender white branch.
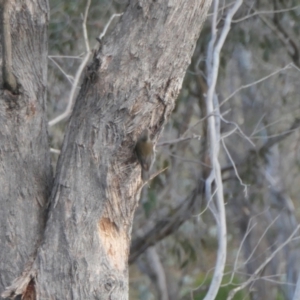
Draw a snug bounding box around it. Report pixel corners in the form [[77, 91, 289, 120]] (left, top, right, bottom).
[[82, 0, 91, 53], [203, 1, 243, 300], [50, 148, 61, 154], [97, 13, 123, 41]]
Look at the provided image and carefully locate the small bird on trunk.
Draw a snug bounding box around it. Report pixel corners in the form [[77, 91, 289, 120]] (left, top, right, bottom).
[[135, 129, 155, 181]]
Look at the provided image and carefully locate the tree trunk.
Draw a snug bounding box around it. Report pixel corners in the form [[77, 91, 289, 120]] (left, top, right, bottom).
[[0, 0, 212, 299], [0, 0, 52, 298]]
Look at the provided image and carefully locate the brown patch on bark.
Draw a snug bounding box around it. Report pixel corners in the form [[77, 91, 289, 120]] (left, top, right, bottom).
[[98, 218, 129, 271], [22, 279, 36, 300]]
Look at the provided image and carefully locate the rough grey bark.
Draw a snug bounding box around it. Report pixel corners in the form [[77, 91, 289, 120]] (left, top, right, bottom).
[[1, 0, 212, 299], [0, 0, 51, 299]]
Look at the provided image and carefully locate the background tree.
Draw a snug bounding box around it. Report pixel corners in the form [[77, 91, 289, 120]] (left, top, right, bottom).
[[0, 0, 212, 299]]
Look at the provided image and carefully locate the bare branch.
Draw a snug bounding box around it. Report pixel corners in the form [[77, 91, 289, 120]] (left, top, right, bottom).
[[48, 54, 91, 127], [49, 54, 85, 59], [49, 0, 92, 127], [82, 0, 91, 52], [157, 135, 201, 147], [258, 118, 300, 154], [227, 225, 300, 300], [48, 56, 74, 85], [50, 148, 61, 154], [221, 138, 249, 196], [232, 5, 300, 23], [220, 115, 255, 147], [219, 63, 292, 108], [221, 118, 300, 175], [203, 1, 243, 299], [97, 13, 123, 42]]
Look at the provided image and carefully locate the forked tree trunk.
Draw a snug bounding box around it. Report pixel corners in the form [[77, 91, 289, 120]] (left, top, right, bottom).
[[0, 0, 212, 299]]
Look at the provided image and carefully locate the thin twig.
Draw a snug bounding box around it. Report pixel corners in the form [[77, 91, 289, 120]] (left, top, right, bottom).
[[49, 54, 85, 59], [50, 148, 61, 154], [82, 0, 91, 53], [219, 63, 292, 108], [48, 57, 74, 85], [250, 113, 266, 136], [157, 135, 201, 147], [221, 138, 249, 196], [242, 215, 280, 268], [252, 128, 299, 139], [194, 187, 218, 218], [228, 221, 257, 283], [227, 225, 300, 300], [220, 115, 255, 147], [232, 5, 300, 23], [48, 52, 91, 127], [97, 13, 123, 41], [168, 153, 211, 167], [141, 167, 168, 189], [222, 210, 281, 286], [182, 109, 231, 136]]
